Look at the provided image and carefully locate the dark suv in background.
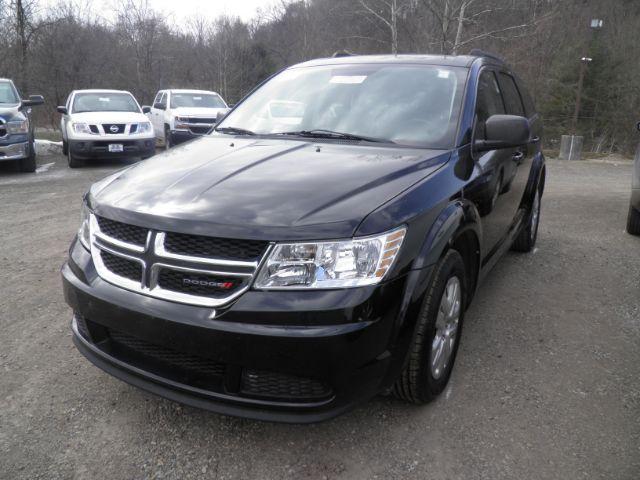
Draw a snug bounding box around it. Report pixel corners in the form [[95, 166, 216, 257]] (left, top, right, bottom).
[[62, 53, 546, 422], [0, 78, 44, 172]]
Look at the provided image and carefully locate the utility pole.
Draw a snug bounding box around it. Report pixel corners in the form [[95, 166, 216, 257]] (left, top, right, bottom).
[[571, 57, 591, 135]]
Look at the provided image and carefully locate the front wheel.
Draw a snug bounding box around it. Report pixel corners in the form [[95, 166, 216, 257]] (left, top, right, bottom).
[[393, 250, 466, 404], [19, 141, 36, 172], [511, 187, 541, 252], [67, 148, 83, 168], [627, 205, 640, 235], [164, 126, 172, 150]]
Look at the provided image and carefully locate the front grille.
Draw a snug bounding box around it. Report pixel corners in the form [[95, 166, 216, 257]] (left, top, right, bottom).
[[97, 216, 148, 246], [103, 123, 125, 134], [0, 119, 6, 138], [100, 250, 142, 282], [108, 328, 226, 376], [164, 232, 268, 261], [241, 369, 332, 400], [187, 117, 216, 124], [158, 269, 241, 297]]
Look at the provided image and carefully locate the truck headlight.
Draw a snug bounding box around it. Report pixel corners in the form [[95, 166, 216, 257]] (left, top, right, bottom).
[[7, 119, 28, 134], [78, 202, 91, 250], [254, 227, 406, 289], [175, 116, 190, 130], [72, 123, 92, 135], [137, 121, 152, 133]]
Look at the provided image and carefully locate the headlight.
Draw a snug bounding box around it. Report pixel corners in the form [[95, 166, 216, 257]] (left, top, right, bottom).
[[255, 227, 406, 289], [137, 121, 152, 133], [174, 116, 189, 129], [78, 202, 91, 250], [7, 119, 28, 134], [72, 123, 92, 134]]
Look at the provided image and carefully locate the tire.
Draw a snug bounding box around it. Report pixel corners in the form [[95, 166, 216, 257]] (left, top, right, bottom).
[[511, 187, 541, 252], [62, 139, 68, 155], [627, 205, 640, 235], [67, 148, 83, 168], [19, 141, 36, 173], [393, 250, 466, 404], [164, 126, 172, 150]]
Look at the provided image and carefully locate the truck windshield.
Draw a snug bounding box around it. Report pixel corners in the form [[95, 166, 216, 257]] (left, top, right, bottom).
[[217, 64, 467, 148], [0, 82, 19, 105], [171, 93, 226, 109], [72, 93, 140, 113]]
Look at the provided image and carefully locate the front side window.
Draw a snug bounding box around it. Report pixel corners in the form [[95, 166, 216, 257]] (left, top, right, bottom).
[[475, 71, 505, 138], [0, 82, 20, 105], [497, 73, 525, 117], [217, 64, 467, 148], [72, 92, 140, 113], [171, 93, 226, 109]]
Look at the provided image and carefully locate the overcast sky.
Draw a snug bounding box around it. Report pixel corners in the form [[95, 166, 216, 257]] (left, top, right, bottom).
[[42, 0, 283, 24]]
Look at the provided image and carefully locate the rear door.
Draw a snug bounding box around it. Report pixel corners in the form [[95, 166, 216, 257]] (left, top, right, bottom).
[[150, 90, 165, 138]]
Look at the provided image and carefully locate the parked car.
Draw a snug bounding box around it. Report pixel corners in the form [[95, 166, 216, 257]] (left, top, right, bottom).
[[58, 89, 155, 168], [147, 89, 229, 148], [62, 53, 545, 422], [627, 122, 640, 235], [0, 78, 44, 172]]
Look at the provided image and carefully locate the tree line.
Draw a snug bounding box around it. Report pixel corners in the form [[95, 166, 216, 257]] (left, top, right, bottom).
[[1, 0, 638, 154]]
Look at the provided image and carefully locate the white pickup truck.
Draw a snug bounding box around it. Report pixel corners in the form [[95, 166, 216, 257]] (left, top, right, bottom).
[[147, 89, 229, 148], [58, 89, 155, 168]]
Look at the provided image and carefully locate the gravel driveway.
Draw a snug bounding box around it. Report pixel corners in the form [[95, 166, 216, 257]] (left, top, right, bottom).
[[1, 154, 638, 480]]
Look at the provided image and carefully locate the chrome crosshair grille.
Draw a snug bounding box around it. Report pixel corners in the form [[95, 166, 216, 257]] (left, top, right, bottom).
[[89, 214, 271, 307]]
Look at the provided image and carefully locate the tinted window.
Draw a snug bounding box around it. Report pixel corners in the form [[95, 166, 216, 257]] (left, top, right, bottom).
[[516, 79, 536, 117], [475, 71, 505, 138], [73, 92, 140, 113], [218, 64, 468, 148], [498, 73, 525, 116]]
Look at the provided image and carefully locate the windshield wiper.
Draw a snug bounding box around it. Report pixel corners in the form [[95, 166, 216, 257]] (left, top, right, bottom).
[[274, 129, 392, 144], [214, 126, 255, 136]]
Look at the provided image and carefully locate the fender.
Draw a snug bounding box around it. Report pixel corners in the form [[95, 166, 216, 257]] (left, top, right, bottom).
[[379, 200, 482, 389]]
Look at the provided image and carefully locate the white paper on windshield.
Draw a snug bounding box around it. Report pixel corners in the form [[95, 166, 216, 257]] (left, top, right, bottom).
[[330, 75, 367, 84], [193, 96, 202, 100], [98, 97, 110, 102], [437, 70, 450, 79]]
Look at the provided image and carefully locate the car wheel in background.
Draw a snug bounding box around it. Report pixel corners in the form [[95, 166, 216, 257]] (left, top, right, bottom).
[[164, 126, 172, 150], [62, 139, 68, 155], [511, 187, 541, 252], [393, 249, 466, 404], [19, 141, 37, 173], [627, 205, 640, 235], [67, 148, 83, 168]]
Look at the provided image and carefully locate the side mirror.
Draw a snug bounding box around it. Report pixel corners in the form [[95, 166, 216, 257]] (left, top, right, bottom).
[[22, 94, 45, 107], [153, 102, 166, 110], [141, 105, 151, 114], [56, 105, 68, 114], [475, 114, 531, 152]]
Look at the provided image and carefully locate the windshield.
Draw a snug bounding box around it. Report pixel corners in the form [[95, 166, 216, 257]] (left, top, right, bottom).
[[72, 92, 140, 113], [171, 93, 226, 109], [0, 82, 20, 104], [217, 64, 467, 147]]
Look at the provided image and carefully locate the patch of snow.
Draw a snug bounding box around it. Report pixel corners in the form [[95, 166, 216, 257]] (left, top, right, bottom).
[[35, 139, 62, 155]]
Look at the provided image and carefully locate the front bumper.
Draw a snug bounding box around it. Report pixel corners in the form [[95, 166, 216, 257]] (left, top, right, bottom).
[[0, 140, 28, 161], [69, 138, 155, 160], [62, 239, 411, 422]]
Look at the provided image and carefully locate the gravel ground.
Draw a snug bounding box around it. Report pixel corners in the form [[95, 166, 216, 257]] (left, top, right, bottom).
[[0, 154, 638, 480]]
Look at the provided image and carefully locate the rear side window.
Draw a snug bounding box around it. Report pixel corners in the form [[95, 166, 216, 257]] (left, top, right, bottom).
[[516, 79, 537, 117], [497, 73, 525, 116]]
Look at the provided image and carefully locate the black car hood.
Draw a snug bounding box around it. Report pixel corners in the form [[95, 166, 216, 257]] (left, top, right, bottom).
[[91, 136, 449, 240], [0, 105, 23, 122]]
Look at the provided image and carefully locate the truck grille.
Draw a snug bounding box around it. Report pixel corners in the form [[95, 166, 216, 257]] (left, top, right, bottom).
[[102, 123, 126, 134], [186, 117, 216, 124], [89, 215, 270, 307], [0, 119, 6, 138]]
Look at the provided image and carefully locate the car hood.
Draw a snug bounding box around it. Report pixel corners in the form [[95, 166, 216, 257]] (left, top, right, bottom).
[[70, 111, 148, 124], [172, 107, 228, 117], [0, 104, 22, 121], [90, 136, 449, 240]]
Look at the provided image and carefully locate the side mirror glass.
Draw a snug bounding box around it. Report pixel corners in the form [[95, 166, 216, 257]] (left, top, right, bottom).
[[475, 114, 530, 152], [56, 105, 68, 114], [22, 94, 45, 107], [141, 105, 151, 114], [153, 102, 166, 110]]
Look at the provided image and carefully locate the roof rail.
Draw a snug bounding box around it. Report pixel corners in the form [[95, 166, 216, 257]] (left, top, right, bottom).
[[332, 50, 354, 58], [469, 49, 504, 63]]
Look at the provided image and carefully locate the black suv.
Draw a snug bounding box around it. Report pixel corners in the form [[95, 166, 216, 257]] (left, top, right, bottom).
[[0, 79, 44, 172], [62, 54, 545, 422]]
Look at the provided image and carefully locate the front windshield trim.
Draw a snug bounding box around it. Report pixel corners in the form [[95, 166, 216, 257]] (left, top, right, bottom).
[[215, 63, 468, 149]]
